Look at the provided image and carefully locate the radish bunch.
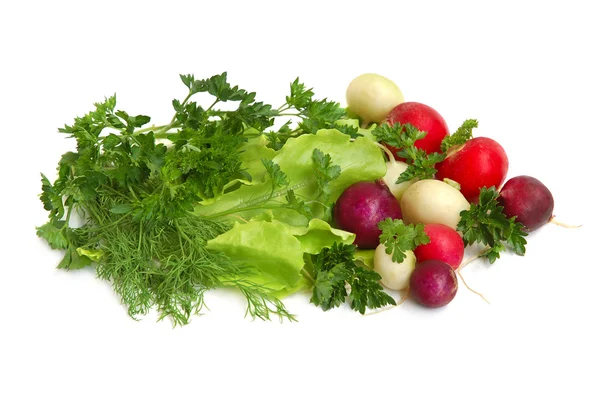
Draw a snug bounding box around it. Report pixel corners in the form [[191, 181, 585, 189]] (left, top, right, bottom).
[[335, 73, 560, 309]]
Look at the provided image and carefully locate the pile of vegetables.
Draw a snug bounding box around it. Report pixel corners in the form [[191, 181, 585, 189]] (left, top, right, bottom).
[[37, 72, 564, 325]]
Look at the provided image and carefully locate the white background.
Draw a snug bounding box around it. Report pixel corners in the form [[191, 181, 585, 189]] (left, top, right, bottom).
[[1, 1, 598, 397]]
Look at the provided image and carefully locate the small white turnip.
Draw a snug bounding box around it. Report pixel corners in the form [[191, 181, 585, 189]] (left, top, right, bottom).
[[400, 179, 470, 230], [373, 244, 416, 290], [378, 144, 416, 201], [346, 73, 404, 125]]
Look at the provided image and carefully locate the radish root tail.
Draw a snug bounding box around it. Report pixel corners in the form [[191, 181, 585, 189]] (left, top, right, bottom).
[[549, 216, 582, 229], [457, 270, 490, 304], [364, 287, 410, 316], [456, 247, 490, 272]]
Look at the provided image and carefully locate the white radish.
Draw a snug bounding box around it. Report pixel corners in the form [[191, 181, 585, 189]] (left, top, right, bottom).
[[382, 160, 416, 201], [373, 244, 416, 290], [346, 73, 404, 125], [376, 142, 416, 201], [400, 179, 470, 230]]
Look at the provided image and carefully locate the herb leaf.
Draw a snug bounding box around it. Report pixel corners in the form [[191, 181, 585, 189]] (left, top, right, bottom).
[[377, 218, 430, 263], [311, 148, 341, 203], [262, 158, 289, 190], [310, 243, 395, 314], [441, 119, 479, 153], [372, 122, 444, 183], [457, 187, 528, 263], [38, 72, 303, 325]]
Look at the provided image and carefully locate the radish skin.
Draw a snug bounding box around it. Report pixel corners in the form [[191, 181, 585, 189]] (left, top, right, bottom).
[[410, 260, 458, 308], [400, 179, 470, 230], [373, 244, 416, 290], [346, 73, 404, 124], [381, 161, 415, 201]]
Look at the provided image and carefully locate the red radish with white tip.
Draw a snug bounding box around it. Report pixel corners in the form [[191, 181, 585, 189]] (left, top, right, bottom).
[[436, 136, 509, 203], [333, 181, 402, 249], [383, 102, 450, 159], [414, 224, 464, 269]]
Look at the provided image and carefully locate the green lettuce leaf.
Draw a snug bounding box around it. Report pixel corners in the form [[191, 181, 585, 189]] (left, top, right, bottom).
[[288, 218, 355, 254], [207, 220, 305, 291], [195, 128, 386, 223], [206, 217, 356, 297], [355, 249, 375, 269], [239, 133, 277, 181], [200, 133, 277, 205]]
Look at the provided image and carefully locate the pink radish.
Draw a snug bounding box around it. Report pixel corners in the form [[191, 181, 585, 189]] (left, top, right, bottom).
[[414, 224, 464, 269]]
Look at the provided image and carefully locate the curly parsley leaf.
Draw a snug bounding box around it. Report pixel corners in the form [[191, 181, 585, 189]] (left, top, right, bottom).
[[377, 218, 430, 263], [334, 124, 362, 138], [457, 187, 528, 263], [284, 190, 313, 219], [311, 148, 341, 202], [372, 122, 443, 183], [441, 119, 479, 153], [283, 78, 346, 135], [396, 147, 445, 183], [262, 158, 289, 190], [349, 267, 395, 314], [36, 221, 68, 250], [286, 78, 315, 110], [310, 243, 395, 314], [372, 122, 419, 149]]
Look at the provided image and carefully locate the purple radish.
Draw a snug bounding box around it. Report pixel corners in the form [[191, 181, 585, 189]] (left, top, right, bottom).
[[410, 260, 458, 308], [333, 181, 402, 249], [498, 176, 554, 232]]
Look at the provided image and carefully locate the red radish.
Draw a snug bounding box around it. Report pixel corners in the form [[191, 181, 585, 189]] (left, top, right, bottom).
[[498, 176, 554, 232], [436, 137, 509, 203], [333, 181, 402, 249], [414, 224, 464, 269], [410, 260, 458, 308], [383, 102, 450, 159]]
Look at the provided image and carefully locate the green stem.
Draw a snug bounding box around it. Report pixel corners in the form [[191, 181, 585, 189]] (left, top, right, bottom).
[[152, 91, 195, 136], [138, 220, 144, 252], [155, 121, 182, 136], [206, 98, 220, 112], [205, 205, 287, 220], [302, 268, 315, 283], [278, 113, 301, 117], [133, 124, 169, 135], [153, 131, 178, 139], [61, 206, 73, 231], [174, 220, 187, 258]]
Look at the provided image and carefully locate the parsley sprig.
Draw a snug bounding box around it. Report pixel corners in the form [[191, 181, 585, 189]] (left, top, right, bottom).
[[266, 78, 348, 149], [373, 123, 445, 183], [440, 119, 479, 153], [377, 218, 430, 263], [457, 187, 528, 263], [373, 119, 480, 184], [310, 243, 395, 314]]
